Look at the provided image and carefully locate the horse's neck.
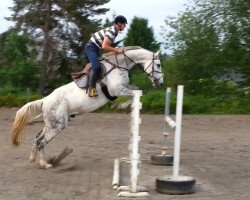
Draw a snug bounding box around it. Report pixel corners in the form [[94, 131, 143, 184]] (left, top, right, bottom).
[[124, 49, 147, 68], [104, 49, 146, 70], [105, 53, 135, 70]]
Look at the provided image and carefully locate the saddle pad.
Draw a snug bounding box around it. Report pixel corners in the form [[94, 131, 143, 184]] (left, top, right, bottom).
[[74, 74, 88, 88]]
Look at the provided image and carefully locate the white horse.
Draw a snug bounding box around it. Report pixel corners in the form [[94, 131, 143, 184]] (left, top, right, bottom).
[[11, 46, 164, 169]]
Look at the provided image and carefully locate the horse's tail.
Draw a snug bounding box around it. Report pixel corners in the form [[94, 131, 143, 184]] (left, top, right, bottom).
[[12, 99, 43, 147]]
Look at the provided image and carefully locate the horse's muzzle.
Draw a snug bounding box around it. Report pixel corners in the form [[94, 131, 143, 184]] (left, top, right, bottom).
[[153, 82, 163, 88]]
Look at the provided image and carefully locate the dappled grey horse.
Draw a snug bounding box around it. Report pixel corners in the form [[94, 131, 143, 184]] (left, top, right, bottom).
[[11, 46, 164, 169]]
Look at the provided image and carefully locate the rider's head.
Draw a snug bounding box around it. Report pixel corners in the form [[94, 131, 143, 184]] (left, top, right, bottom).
[[114, 15, 127, 31]]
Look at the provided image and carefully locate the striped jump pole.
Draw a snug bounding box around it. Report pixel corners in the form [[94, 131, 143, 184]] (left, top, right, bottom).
[[112, 90, 149, 197]]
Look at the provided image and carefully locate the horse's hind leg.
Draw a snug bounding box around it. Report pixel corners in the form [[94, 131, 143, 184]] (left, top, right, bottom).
[[29, 130, 43, 162], [29, 144, 38, 162], [36, 116, 68, 169]]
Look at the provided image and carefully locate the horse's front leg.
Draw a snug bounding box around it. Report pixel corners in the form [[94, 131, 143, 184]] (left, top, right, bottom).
[[113, 85, 134, 97], [111, 85, 140, 111], [116, 84, 139, 108]]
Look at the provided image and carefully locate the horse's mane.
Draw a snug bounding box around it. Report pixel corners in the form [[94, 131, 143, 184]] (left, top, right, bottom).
[[102, 46, 143, 58]]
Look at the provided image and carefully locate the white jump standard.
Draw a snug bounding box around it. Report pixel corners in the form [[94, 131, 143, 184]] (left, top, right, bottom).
[[151, 87, 174, 166], [112, 90, 149, 197], [156, 85, 196, 195]]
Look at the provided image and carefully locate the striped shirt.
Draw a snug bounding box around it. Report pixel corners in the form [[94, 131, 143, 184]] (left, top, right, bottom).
[[90, 26, 118, 49]]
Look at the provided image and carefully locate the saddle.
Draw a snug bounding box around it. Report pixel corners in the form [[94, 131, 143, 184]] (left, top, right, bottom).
[[71, 62, 117, 101], [71, 63, 92, 81], [71, 63, 105, 89]]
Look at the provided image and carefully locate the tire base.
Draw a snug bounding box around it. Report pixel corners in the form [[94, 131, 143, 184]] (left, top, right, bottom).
[[150, 154, 173, 166], [156, 175, 195, 195]]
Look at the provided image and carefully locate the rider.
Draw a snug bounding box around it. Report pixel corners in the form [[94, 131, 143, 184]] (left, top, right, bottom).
[[85, 15, 127, 97]]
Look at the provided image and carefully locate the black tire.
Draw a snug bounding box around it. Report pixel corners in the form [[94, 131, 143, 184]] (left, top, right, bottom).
[[156, 175, 195, 195], [150, 154, 173, 166]]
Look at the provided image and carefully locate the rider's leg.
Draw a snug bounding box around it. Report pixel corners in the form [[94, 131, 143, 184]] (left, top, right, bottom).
[[85, 43, 100, 97], [88, 70, 98, 97]]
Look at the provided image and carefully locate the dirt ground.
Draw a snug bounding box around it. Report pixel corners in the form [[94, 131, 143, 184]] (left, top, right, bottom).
[[0, 107, 249, 200]]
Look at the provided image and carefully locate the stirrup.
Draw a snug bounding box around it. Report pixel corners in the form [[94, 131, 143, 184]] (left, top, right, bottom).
[[89, 87, 98, 97]]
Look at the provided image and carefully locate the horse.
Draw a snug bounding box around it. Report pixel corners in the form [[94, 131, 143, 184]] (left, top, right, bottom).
[[11, 46, 164, 169]]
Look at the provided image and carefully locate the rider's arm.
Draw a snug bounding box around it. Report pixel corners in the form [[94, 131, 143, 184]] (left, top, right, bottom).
[[102, 37, 123, 53]]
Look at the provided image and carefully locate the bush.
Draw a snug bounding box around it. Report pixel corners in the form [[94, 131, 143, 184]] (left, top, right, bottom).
[[0, 88, 41, 107]]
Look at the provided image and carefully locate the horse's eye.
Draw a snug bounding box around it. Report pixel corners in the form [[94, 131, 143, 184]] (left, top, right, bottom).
[[157, 64, 161, 68]]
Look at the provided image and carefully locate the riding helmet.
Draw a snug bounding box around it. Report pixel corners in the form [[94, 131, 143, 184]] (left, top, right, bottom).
[[114, 15, 128, 24]]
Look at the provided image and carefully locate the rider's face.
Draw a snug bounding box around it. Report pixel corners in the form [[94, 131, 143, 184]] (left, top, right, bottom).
[[117, 23, 126, 31]]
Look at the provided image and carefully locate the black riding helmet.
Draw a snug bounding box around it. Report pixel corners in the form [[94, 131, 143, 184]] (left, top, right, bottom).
[[114, 15, 128, 24]]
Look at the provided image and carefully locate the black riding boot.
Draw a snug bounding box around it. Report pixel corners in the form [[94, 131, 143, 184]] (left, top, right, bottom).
[[88, 70, 98, 97]]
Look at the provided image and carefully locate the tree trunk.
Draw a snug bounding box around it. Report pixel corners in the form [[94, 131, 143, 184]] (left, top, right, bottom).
[[39, 0, 51, 96]]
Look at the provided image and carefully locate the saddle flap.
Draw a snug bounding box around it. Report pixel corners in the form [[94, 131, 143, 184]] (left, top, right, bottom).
[[74, 74, 89, 88], [71, 63, 92, 80]]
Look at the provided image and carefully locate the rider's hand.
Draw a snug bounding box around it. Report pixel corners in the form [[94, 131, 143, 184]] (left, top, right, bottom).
[[116, 48, 124, 53]]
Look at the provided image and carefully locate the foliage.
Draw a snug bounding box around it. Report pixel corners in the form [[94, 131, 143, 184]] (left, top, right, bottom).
[[0, 32, 39, 90], [8, 0, 110, 95], [129, 68, 154, 93], [0, 87, 41, 107], [9, 0, 110, 57], [124, 17, 160, 51], [161, 0, 250, 94]]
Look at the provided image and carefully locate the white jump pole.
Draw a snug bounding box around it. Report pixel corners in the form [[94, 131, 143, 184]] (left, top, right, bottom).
[[117, 90, 149, 197], [112, 159, 120, 189], [164, 88, 176, 129], [156, 85, 196, 194], [150, 87, 174, 166], [173, 85, 183, 178]]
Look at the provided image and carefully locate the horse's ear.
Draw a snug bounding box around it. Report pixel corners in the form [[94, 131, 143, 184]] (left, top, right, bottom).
[[155, 51, 160, 58]]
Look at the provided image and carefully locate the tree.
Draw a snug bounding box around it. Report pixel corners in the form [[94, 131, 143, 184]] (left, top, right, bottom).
[[0, 31, 39, 90], [161, 0, 250, 94], [190, 0, 250, 85], [124, 17, 160, 51], [8, 0, 110, 95]]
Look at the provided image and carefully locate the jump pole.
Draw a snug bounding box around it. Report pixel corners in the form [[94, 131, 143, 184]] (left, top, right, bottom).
[[150, 87, 174, 166], [112, 90, 149, 197], [112, 159, 120, 189], [156, 85, 196, 195]]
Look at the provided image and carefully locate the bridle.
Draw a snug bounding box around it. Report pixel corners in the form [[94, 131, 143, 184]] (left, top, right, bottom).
[[142, 53, 164, 84], [103, 52, 163, 84]]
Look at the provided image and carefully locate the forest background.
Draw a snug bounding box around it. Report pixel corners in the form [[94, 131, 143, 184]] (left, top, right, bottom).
[[0, 0, 249, 114]]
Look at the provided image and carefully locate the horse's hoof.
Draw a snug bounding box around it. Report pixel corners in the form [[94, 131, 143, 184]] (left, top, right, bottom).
[[40, 162, 53, 169], [44, 164, 53, 169], [29, 158, 36, 163]]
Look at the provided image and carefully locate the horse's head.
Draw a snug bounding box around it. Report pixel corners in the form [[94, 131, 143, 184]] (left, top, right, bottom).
[[141, 51, 164, 88], [120, 47, 164, 88]]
